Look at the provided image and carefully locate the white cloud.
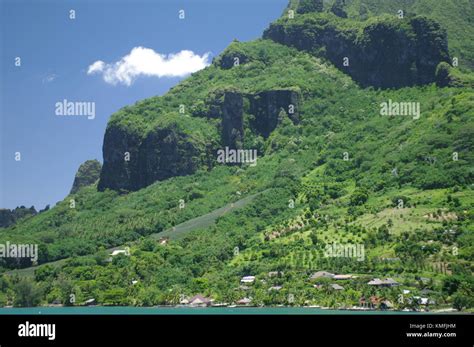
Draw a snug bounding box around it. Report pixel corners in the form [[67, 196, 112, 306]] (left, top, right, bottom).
[[87, 61, 105, 75], [87, 47, 211, 86]]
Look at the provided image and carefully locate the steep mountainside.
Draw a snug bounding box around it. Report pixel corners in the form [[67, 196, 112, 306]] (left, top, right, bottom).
[[264, 13, 450, 88], [288, 0, 474, 70], [70, 160, 102, 194], [0, 206, 37, 228], [0, 0, 472, 310]]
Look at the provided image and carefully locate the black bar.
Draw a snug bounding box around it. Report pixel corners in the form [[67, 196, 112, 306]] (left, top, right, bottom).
[[0, 314, 471, 346]]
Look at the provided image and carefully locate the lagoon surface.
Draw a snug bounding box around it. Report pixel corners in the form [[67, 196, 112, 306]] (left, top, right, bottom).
[[0, 306, 446, 315]]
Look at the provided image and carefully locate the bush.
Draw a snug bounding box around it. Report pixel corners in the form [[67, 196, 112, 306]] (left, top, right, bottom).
[[331, 0, 348, 18], [350, 188, 369, 206], [297, 0, 324, 14], [435, 62, 453, 87], [452, 292, 472, 311], [13, 279, 42, 307]]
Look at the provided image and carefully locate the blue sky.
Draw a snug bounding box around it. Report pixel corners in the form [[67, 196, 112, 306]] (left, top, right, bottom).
[[0, 0, 288, 209]]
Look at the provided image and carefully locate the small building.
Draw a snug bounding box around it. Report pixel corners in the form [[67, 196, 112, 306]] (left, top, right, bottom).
[[159, 237, 169, 245], [237, 297, 252, 306], [241, 276, 255, 284], [384, 278, 400, 286], [367, 278, 400, 287], [309, 271, 335, 280], [367, 278, 384, 286], [49, 299, 62, 306], [414, 296, 435, 306], [84, 298, 96, 306], [188, 295, 212, 307], [330, 284, 344, 291], [420, 298, 429, 305], [111, 249, 129, 257], [268, 286, 283, 291]]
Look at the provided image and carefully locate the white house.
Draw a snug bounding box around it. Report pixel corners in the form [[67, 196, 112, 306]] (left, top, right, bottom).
[[241, 276, 255, 284], [268, 286, 283, 291], [110, 248, 130, 257]]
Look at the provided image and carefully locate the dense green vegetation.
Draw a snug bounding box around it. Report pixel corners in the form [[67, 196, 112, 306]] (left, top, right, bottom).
[[288, 0, 474, 71], [0, 0, 472, 311], [70, 160, 102, 194], [0, 206, 38, 228]]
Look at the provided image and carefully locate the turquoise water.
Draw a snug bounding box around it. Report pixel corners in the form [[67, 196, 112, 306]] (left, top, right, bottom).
[[0, 306, 440, 315]]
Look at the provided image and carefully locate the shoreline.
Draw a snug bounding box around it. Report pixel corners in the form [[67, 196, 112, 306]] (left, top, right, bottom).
[[0, 305, 468, 315]]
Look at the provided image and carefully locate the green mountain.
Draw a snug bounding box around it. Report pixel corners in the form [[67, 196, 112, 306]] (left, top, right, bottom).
[[0, 206, 37, 229], [289, 0, 474, 70], [1, 0, 473, 310], [264, 11, 451, 88], [70, 160, 102, 195]]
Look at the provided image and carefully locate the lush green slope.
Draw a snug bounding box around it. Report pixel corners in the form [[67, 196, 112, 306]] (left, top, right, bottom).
[[0, 0, 472, 311], [0, 39, 352, 266], [70, 160, 102, 194]]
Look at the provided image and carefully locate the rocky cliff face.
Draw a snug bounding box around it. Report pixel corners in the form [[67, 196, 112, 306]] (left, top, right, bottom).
[[98, 119, 215, 192], [98, 88, 300, 192], [248, 90, 299, 138], [219, 89, 300, 145], [218, 51, 250, 69], [264, 14, 450, 88], [97, 4, 450, 193], [221, 92, 244, 148], [70, 159, 102, 194], [214, 40, 252, 70], [296, 0, 324, 14], [98, 125, 143, 192], [138, 124, 211, 188]]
